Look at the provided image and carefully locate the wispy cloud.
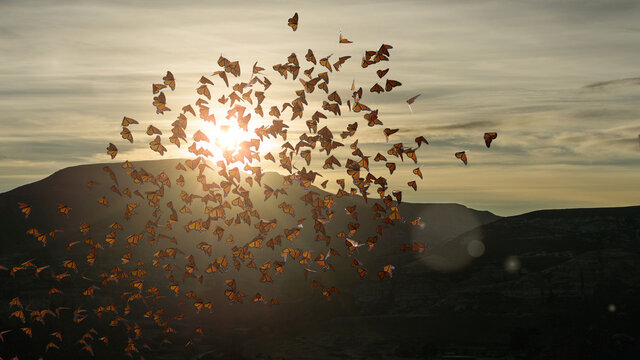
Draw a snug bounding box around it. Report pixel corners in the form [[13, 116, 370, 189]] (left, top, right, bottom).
[[583, 77, 640, 90]]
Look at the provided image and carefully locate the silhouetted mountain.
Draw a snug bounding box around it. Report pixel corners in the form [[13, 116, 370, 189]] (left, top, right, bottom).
[[0, 160, 638, 359]]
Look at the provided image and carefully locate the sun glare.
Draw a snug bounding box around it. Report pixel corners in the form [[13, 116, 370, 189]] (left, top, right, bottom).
[[191, 108, 276, 165]]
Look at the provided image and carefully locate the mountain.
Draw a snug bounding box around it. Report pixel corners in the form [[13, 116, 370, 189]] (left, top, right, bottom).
[[0, 160, 638, 359], [0, 159, 498, 359]]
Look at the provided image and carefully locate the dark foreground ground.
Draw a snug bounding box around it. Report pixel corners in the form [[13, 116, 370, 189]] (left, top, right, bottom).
[[0, 161, 638, 359]]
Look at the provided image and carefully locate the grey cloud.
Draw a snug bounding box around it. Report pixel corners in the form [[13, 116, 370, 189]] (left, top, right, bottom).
[[583, 77, 640, 90]]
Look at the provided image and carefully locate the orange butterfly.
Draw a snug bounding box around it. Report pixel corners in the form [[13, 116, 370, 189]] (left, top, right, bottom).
[[338, 30, 352, 44], [106, 143, 118, 159], [385, 162, 396, 174], [319, 54, 333, 72], [455, 151, 468, 165], [149, 136, 167, 155], [406, 93, 421, 112], [484, 132, 498, 148], [407, 93, 421, 104], [152, 92, 170, 114], [288, 12, 298, 31], [152, 83, 166, 94], [163, 71, 175, 90], [305, 49, 316, 64], [415, 135, 428, 147], [121, 116, 138, 126], [407, 180, 417, 191], [333, 56, 351, 71], [383, 128, 399, 141], [385, 79, 402, 91], [413, 168, 423, 179], [120, 127, 133, 143], [376, 68, 389, 78], [146, 125, 162, 136], [17, 202, 31, 218], [370, 83, 384, 93], [364, 110, 382, 126]]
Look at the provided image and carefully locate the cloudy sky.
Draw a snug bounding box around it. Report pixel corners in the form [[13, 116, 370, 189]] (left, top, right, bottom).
[[1, 0, 639, 216]]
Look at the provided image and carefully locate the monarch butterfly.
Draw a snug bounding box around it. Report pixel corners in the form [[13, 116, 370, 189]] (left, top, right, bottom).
[[352, 101, 370, 113], [407, 180, 417, 191], [407, 93, 421, 105], [385, 162, 396, 174], [383, 128, 399, 141], [149, 136, 167, 155], [152, 92, 170, 114], [17, 202, 31, 218], [303, 67, 314, 78], [152, 83, 166, 94], [374, 153, 387, 162], [333, 56, 351, 71], [318, 81, 328, 93], [57, 204, 71, 216], [196, 84, 211, 99], [120, 127, 133, 143], [193, 130, 209, 142], [121, 116, 138, 126], [484, 132, 498, 148], [413, 167, 423, 179], [370, 83, 384, 93], [455, 151, 468, 165], [305, 49, 316, 64], [163, 71, 175, 90], [319, 54, 333, 72], [212, 70, 229, 87], [146, 125, 162, 136], [288, 12, 298, 31], [361, 56, 374, 68], [328, 91, 342, 105], [415, 135, 428, 147], [338, 30, 352, 44], [106, 143, 118, 159], [376, 68, 389, 78], [385, 79, 402, 91]]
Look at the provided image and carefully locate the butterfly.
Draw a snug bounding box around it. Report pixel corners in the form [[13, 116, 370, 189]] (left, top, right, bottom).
[[407, 93, 421, 104], [370, 83, 384, 93], [152, 83, 166, 94], [149, 136, 167, 155], [484, 132, 498, 148], [319, 54, 333, 72], [163, 71, 175, 90], [17, 202, 31, 218], [385, 79, 402, 91], [413, 168, 423, 179], [455, 151, 468, 165], [121, 116, 138, 126], [376, 68, 389, 78], [339, 30, 352, 44], [106, 143, 118, 159], [305, 49, 316, 64], [415, 135, 428, 147], [383, 128, 399, 141], [288, 12, 298, 31], [120, 127, 133, 143], [406, 93, 421, 112], [146, 125, 162, 136], [333, 56, 351, 71], [152, 92, 170, 114]]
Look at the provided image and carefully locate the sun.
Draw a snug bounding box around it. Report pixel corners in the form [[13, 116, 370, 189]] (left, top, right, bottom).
[[191, 108, 276, 164]]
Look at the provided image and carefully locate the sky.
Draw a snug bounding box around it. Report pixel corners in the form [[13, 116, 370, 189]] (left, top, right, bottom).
[[0, 0, 639, 216]]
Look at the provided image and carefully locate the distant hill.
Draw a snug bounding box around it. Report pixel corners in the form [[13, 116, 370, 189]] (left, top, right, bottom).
[[0, 159, 499, 359]]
